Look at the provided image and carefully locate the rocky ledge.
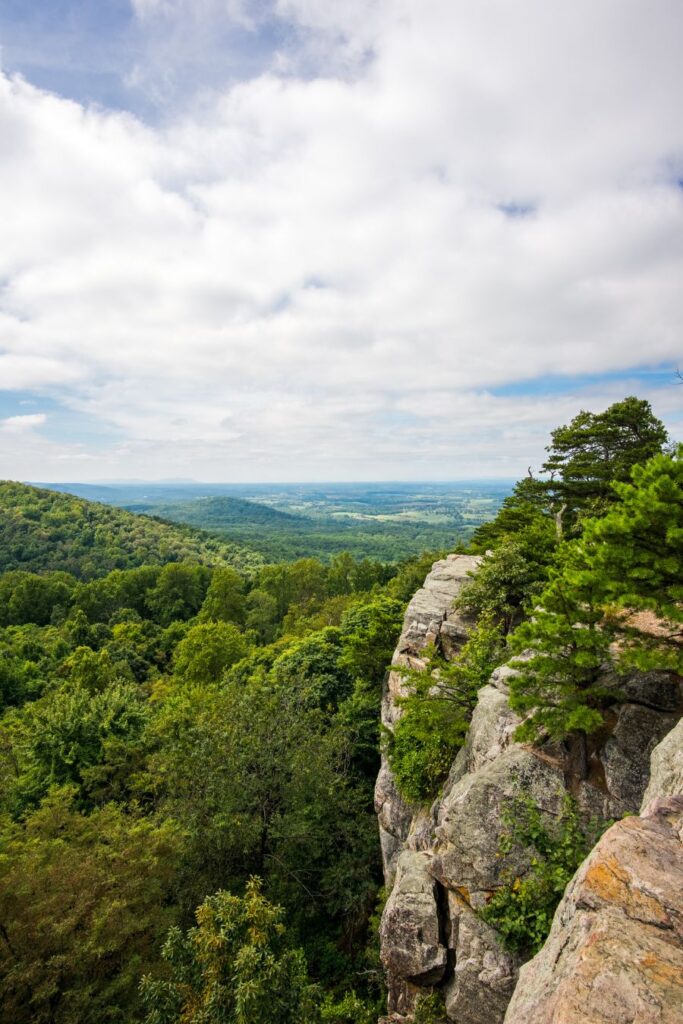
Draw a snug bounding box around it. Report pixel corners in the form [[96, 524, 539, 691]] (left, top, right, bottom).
[[376, 556, 683, 1023], [375, 553, 481, 889], [505, 722, 683, 1024]]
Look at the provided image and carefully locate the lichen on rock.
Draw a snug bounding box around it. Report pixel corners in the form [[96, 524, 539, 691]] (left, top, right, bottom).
[[503, 798, 683, 1024]]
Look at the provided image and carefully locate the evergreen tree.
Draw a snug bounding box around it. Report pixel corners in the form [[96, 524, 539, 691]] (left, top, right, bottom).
[[507, 449, 682, 746], [508, 546, 614, 746], [574, 447, 683, 672], [470, 475, 553, 552], [541, 396, 668, 524]]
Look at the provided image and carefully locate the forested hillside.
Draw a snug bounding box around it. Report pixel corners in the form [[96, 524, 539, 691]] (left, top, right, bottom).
[[0, 482, 264, 578], [129, 494, 470, 562], [0, 524, 439, 1023], [126, 495, 305, 528]]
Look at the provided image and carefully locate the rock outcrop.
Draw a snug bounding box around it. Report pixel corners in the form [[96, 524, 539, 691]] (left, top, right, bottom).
[[377, 556, 683, 1024], [504, 690, 683, 1023], [643, 717, 683, 807], [375, 553, 481, 889]]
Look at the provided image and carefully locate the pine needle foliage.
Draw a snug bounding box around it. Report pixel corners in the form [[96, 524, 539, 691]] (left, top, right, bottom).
[[508, 447, 683, 743], [508, 548, 614, 743]]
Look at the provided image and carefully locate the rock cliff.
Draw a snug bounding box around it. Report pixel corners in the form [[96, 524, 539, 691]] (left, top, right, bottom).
[[375, 553, 482, 891], [504, 724, 683, 1024], [376, 556, 683, 1023]]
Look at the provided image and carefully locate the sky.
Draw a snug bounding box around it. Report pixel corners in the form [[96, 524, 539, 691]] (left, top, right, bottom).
[[0, 0, 682, 482]]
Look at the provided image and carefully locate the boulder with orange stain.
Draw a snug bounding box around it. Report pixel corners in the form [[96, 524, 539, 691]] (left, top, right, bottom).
[[503, 798, 683, 1024]]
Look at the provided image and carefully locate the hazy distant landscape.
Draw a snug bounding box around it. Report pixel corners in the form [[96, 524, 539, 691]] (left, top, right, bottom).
[[37, 481, 513, 562]]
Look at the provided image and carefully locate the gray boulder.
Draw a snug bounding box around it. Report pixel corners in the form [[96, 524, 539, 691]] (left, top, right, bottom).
[[443, 892, 519, 1024], [432, 747, 566, 902], [601, 703, 680, 817], [380, 851, 448, 1015], [643, 717, 683, 808]]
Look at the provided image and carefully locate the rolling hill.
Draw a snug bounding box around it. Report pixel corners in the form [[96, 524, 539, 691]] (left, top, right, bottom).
[[0, 482, 264, 579]]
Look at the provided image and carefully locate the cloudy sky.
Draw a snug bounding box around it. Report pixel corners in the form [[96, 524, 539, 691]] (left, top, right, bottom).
[[0, 0, 681, 482]]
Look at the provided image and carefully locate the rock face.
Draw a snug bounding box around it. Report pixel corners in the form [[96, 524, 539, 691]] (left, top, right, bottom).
[[643, 718, 683, 806], [379, 851, 448, 1015], [377, 555, 683, 1024], [443, 890, 518, 1024], [375, 554, 481, 890], [503, 688, 683, 1024], [503, 799, 683, 1024]]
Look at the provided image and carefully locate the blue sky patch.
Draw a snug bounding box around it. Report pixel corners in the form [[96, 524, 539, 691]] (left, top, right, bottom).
[[0, 391, 123, 446], [490, 365, 681, 399]]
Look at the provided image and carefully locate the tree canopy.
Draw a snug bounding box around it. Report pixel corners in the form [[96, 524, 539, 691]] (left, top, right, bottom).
[[140, 879, 318, 1024], [541, 396, 668, 525], [508, 446, 682, 744]]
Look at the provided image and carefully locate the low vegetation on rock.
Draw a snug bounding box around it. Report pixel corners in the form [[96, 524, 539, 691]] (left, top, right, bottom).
[[480, 794, 608, 955]]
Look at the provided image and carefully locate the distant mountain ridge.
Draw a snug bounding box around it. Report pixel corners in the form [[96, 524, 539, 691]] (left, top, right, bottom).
[[31, 480, 510, 563]]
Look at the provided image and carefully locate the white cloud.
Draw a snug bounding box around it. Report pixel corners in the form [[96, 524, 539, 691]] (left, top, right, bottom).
[[131, 0, 256, 25], [0, 413, 47, 433], [0, 0, 682, 480]]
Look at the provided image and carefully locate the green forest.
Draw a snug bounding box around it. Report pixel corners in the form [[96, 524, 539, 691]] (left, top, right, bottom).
[[38, 481, 509, 564], [0, 483, 265, 577], [122, 494, 469, 563], [0, 396, 680, 1024]]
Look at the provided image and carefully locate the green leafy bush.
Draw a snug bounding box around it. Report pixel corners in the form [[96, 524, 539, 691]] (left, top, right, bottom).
[[413, 991, 448, 1024], [319, 991, 379, 1024], [458, 539, 549, 634], [481, 794, 607, 955]]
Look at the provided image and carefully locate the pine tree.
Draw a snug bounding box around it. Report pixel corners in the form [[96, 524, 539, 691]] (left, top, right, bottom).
[[508, 447, 682, 745], [508, 549, 614, 745], [575, 447, 683, 672], [541, 396, 668, 524]]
